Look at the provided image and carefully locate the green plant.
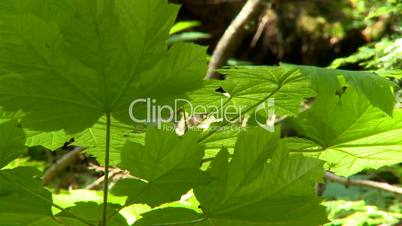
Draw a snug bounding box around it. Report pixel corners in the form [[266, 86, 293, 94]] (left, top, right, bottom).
[[0, 0, 401, 226], [324, 200, 402, 226], [331, 0, 402, 70]]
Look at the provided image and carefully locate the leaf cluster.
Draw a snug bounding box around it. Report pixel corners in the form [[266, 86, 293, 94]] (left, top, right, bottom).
[[0, 0, 401, 226]]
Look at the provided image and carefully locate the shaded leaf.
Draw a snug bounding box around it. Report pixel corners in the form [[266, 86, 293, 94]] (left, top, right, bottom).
[[0, 167, 53, 226], [194, 127, 327, 226], [0, 120, 25, 168], [134, 207, 205, 226], [25, 116, 145, 165], [56, 202, 128, 226], [0, 0, 206, 149]]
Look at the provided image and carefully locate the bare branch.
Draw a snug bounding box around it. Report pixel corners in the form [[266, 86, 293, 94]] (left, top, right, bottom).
[[206, 0, 268, 79], [85, 169, 126, 190], [202, 157, 402, 195], [42, 146, 86, 185], [325, 172, 402, 195]]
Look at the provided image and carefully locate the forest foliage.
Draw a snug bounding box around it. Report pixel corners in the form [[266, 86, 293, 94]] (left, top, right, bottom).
[[0, 0, 401, 226]]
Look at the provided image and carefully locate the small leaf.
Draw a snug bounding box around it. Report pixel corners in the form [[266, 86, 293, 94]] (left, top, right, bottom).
[[282, 63, 396, 115], [169, 21, 201, 35], [112, 128, 210, 207]]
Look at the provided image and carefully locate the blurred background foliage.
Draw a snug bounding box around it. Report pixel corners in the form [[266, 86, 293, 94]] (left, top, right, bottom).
[[172, 0, 401, 70], [322, 166, 402, 225], [8, 0, 401, 225]]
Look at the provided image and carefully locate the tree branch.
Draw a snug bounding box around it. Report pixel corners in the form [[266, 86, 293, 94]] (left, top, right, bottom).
[[42, 146, 86, 185], [206, 0, 268, 79], [203, 156, 402, 195], [325, 172, 402, 195], [85, 167, 126, 190]]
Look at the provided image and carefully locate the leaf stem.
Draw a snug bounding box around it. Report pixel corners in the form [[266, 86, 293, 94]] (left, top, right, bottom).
[[101, 112, 112, 226]]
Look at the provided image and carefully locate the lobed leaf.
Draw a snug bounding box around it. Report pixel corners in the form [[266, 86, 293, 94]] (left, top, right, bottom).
[[194, 127, 327, 226], [286, 88, 402, 176], [0, 0, 206, 164], [282, 64, 396, 115], [189, 66, 315, 119], [112, 128, 210, 207]]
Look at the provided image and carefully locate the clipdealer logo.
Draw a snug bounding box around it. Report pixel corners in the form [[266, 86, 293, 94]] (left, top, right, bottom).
[[128, 97, 275, 131]]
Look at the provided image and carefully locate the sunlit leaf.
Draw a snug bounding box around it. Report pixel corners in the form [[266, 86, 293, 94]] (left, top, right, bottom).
[[194, 127, 327, 226], [286, 88, 402, 176], [189, 66, 315, 119], [283, 64, 396, 115]]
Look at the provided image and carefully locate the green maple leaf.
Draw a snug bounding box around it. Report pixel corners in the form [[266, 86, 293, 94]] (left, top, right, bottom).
[[285, 88, 402, 176], [282, 64, 396, 115], [189, 66, 315, 119], [112, 128, 210, 207], [189, 66, 316, 157], [0, 0, 207, 224], [193, 127, 327, 226], [0, 0, 206, 152]]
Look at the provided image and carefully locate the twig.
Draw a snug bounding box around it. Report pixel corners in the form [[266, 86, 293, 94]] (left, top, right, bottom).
[[206, 0, 268, 79], [325, 172, 402, 195], [42, 146, 86, 185], [202, 156, 402, 195], [250, 10, 270, 48], [85, 168, 126, 190]]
